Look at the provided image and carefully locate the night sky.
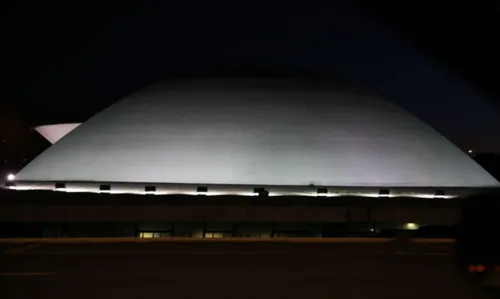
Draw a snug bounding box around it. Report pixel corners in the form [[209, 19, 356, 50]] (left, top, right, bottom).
[[2, 1, 499, 155]]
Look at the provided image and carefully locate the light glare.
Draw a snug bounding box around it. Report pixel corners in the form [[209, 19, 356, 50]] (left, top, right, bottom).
[[404, 223, 419, 230]]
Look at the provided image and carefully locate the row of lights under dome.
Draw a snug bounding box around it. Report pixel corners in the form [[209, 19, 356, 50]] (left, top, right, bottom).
[[4, 177, 455, 199]]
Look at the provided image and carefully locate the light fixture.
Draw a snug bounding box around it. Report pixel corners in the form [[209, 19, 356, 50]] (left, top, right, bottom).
[[404, 223, 419, 230], [4, 181, 15, 188], [378, 189, 390, 197], [99, 185, 111, 193], [196, 186, 208, 195], [55, 182, 66, 190], [6, 173, 15, 181], [434, 190, 445, 198], [145, 186, 156, 194], [468, 149, 473, 154], [253, 188, 269, 197], [316, 188, 328, 197]]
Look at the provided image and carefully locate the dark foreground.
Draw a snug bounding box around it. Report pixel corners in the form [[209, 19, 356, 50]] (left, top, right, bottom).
[[0, 239, 493, 299]]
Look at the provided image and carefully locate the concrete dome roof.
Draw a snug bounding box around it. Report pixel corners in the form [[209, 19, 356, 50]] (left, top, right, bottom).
[[15, 78, 499, 188]]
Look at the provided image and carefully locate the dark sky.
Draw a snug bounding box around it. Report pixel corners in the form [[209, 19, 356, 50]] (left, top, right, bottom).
[[2, 1, 500, 152]]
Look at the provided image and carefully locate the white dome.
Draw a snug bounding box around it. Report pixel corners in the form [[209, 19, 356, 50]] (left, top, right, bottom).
[[35, 123, 81, 144], [16, 78, 499, 188]]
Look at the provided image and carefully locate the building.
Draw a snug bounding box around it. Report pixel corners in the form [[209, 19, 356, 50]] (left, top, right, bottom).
[[1, 76, 499, 238], [34, 123, 81, 144]]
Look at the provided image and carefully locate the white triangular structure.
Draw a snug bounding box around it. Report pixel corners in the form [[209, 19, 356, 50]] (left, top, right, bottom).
[[16, 78, 499, 189], [35, 123, 81, 144]]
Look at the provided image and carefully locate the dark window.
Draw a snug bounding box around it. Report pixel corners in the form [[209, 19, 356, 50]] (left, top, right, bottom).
[[379, 189, 390, 196], [435, 190, 445, 196], [196, 186, 208, 194], [145, 186, 156, 193], [99, 185, 111, 191], [317, 188, 328, 196], [253, 188, 269, 197], [55, 182, 66, 190]]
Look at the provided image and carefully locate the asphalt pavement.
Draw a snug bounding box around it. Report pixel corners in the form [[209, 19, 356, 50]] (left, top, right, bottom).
[[0, 239, 492, 299]]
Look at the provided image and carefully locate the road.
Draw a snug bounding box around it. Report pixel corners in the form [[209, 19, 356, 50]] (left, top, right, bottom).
[[0, 239, 493, 299]]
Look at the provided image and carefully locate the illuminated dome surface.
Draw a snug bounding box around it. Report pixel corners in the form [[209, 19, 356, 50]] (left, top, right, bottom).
[[35, 123, 81, 144], [15, 78, 499, 188]]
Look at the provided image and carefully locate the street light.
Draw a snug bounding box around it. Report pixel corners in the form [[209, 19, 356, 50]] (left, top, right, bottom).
[[6, 173, 15, 181]]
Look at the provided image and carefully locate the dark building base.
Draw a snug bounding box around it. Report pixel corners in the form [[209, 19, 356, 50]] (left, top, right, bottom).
[[0, 189, 497, 239], [0, 221, 457, 239]]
